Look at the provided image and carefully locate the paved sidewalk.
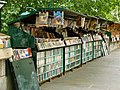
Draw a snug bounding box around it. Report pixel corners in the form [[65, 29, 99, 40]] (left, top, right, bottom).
[[41, 49, 120, 90]]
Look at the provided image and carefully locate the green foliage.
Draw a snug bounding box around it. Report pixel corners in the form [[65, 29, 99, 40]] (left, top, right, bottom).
[[1, 0, 120, 33]]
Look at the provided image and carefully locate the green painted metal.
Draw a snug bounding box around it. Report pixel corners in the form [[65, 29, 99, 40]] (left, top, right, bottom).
[[63, 47, 65, 75], [11, 58, 40, 90], [8, 25, 35, 48], [8, 10, 38, 25]]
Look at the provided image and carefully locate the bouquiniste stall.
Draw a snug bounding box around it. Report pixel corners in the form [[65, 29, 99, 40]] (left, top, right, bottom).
[[8, 8, 120, 84]]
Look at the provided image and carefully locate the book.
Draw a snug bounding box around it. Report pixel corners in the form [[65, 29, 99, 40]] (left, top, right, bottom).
[[36, 16, 39, 28], [76, 16, 85, 28], [16, 50, 25, 59], [37, 43, 43, 50]]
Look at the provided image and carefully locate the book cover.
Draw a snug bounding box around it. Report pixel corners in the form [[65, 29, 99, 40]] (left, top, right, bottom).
[[13, 50, 20, 60], [17, 49, 26, 59], [53, 11, 64, 25]]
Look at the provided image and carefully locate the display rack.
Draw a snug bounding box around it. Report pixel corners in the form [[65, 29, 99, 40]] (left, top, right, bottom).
[[81, 34, 94, 63], [93, 34, 102, 58], [86, 41, 94, 61], [37, 47, 64, 82], [64, 37, 82, 71], [93, 40, 102, 58]]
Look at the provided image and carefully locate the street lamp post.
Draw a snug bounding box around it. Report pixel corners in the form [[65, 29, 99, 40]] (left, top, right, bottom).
[[0, 1, 7, 32]]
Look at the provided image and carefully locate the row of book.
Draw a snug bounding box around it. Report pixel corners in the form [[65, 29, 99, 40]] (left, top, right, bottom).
[[37, 55, 63, 67], [38, 67, 62, 82], [37, 48, 63, 66], [36, 38, 65, 50], [64, 37, 82, 45], [37, 61, 62, 74], [35, 35, 103, 51], [65, 45, 81, 52], [37, 49, 62, 58]]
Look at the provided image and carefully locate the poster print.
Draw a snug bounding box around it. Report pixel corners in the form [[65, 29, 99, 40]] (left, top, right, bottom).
[[53, 11, 64, 25], [39, 12, 49, 27]]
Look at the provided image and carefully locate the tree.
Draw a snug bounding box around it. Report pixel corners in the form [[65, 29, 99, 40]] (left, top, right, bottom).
[[1, 0, 120, 33]]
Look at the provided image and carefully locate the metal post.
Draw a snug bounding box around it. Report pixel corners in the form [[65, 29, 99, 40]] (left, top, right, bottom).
[[63, 47, 65, 75]]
